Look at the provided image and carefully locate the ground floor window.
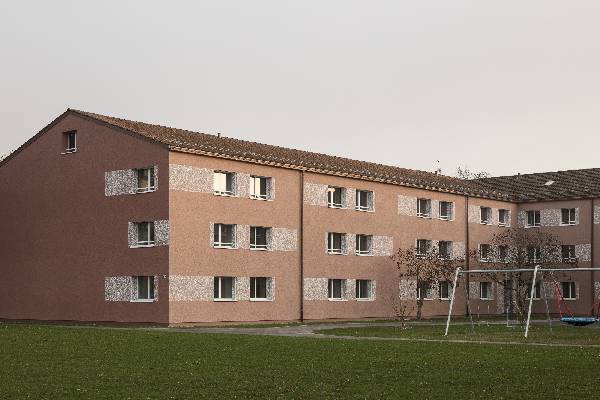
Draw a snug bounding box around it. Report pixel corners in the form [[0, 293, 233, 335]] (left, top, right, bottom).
[[479, 282, 492, 300], [561, 282, 576, 300], [135, 276, 155, 300], [328, 279, 345, 300], [439, 281, 452, 300], [250, 277, 271, 300], [214, 277, 235, 300], [526, 282, 541, 300], [417, 282, 433, 300], [355, 280, 372, 300]]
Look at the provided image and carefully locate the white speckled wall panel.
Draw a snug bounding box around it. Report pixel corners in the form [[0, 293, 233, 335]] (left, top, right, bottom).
[[490, 208, 499, 225], [303, 182, 328, 206], [105, 169, 138, 196], [267, 177, 275, 200], [431, 200, 439, 219], [468, 282, 480, 299], [236, 277, 250, 300], [595, 282, 600, 298], [345, 233, 355, 255], [127, 222, 137, 247], [496, 284, 505, 313], [236, 224, 249, 249], [236, 173, 250, 198], [345, 279, 356, 300], [399, 280, 417, 300], [398, 195, 417, 216], [505, 210, 512, 227], [517, 211, 527, 227], [105, 276, 134, 301], [541, 209, 562, 226], [467, 205, 480, 223], [155, 220, 170, 246], [169, 276, 213, 301], [372, 236, 394, 256], [169, 164, 213, 192], [370, 281, 377, 300], [451, 242, 466, 260], [345, 188, 356, 209], [575, 244, 592, 262], [542, 282, 555, 299], [303, 278, 329, 300], [271, 228, 298, 251], [594, 206, 600, 224]]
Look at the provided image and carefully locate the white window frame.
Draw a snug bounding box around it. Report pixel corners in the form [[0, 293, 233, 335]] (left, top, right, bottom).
[[250, 277, 271, 301], [65, 131, 77, 153], [498, 245, 509, 263], [416, 198, 431, 218], [250, 176, 269, 200], [327, 186, 344, 208], [355, 279, 373, 300], [417, 282, 433, 300], [480, 207, 491, 225], [132, 276, 155, 302], [327, 232, 344, 255], [561, 208, 576, 226], [328, 279, 345, 300], [561, 245, 577, 263], [438, 241, 452, 259], [479, 244, 491, 262], [527, 246, 541, 264], [250, 226, 270, 250], [526, 210, 541, 228], [136, 222, 155, 247], [214, 171, 235, 196], [416, 239, 431, 258], [498, 209, 508, 226], [439, 281, 452, 300], [526, 281, 541, 300], [213, 224, 236, 249], [355, 190, 373, 212], [214, 276, 236, 301], [355, 234, 372, 256], [561, 281, 576, 300], [479, 282, 492, 300], [439, 201, 453, 221], [136, 167, 156, 193]]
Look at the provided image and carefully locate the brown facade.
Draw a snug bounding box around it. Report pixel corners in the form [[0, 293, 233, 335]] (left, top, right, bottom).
[[1, 111, 599, 324]]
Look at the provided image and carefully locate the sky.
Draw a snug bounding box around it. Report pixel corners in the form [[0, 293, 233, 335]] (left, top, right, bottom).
[[1, 1, 599, 177]]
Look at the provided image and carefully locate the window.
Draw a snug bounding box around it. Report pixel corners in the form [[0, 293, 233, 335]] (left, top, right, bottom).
[[479, 244, 491, 262], [417, 198, 431, 218], [214, 224, 235, 248], [136, 167, 156, 193], [527, 246, 541, 264], [480, 207, 491, 224], [355, 190, 373, 211], [498, 209, 509, 226], [328, 279, 345, 300], [438, 241, 452, 259], [416, 239, 432, 257], [135, 276, 155, 301], [136, 222, 155, 246], [439, 281, 452, 300], [327, 186, 344, 208], [526, 210, 541, 227], [214, 171, 234, 195], [250, 226, 269, 250], [526, 282, 541, 300], [250, 176, 269, 200], [355, 234, 372, 255], [562, 245, 576, 263], [498, 245, 508, 263], [439, 201, 453, 220], [250, 277, 271, 300], [561, 282, 576, 300], [355, 280, 372, 300], [64, 131, 77, 153], [561, 208, 576, 226], [417, 282, 433, 300], [214, 277, 235, 300], [327, 232, 345, 254], [480, 282, 492, 300]]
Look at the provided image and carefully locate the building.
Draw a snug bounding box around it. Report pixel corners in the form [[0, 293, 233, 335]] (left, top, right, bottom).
[[1, 109, 599, 324]]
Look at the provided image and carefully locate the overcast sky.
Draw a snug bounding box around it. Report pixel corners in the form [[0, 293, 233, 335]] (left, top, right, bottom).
[[1, 1, 599, 176]]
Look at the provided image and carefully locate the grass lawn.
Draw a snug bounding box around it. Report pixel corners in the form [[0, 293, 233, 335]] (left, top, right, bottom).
[[1, 323, 600, 399], [316, 323, 600, 346]]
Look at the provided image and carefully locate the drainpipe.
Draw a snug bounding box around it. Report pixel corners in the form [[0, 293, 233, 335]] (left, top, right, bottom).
[[465, 196, 470, 316], [591, 199, 595, 312], [299, 170, 305, 322]]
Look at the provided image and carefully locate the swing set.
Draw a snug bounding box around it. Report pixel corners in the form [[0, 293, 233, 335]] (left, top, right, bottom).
[[444, 266, 600, 337]]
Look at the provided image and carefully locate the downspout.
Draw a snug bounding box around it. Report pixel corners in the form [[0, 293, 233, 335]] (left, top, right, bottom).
[[465, 196, 470, 316], [300, 170, 305, 322], [591, 199, 595, 312]]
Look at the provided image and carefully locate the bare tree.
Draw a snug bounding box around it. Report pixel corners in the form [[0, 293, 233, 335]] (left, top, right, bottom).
[[391, 244, 464, 320], [456, 166, 491, 180], [469, 227, 566, 326]]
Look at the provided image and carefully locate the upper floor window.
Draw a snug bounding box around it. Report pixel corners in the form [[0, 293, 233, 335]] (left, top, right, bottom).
[[327, 232, 345, 254], [561, 282, 576, 300], [527, 246, 541, 264], [417, 199, 431, 218], [134, 276, 155, 301], [250, 226, 269, 250], [439, 201, 453, 220], [136, 222, 155, 247], [480, 207, 491, 224], [250, 277, 271, 300], [250, 176, 270, 200], [137, 167, 156, 193], [328, 279, 345, 300], [526, 210, 541, 227], [355, 190, 374, 211], [498, 209, 509, 226], [438, 241, 452, 259], [355, 279, 373, 300], [214, 224, 235, 248], [214, 171, 234, 196], [416, 239, 432, 258], [355, 234, 372, 255], [562, 245, 576, 263], [327, 186, 344, 208], [214, 276, 235, 300], [480, 282, 492, 300], [64, 131, 77, 153], [561, 208, 576, 226], [479, 244, 491, 262]]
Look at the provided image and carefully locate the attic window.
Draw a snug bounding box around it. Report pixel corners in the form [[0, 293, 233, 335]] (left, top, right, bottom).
[[64, 131, 77, 153], [544, 180, 555, 186]]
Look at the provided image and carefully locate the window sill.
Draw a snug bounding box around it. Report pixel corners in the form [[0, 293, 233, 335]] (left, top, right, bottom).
[[213, 245, 236, 250], [213, 299, 237, 302], [61, 149, 78, 155], [355, 253, 373, 257], [525, 225, 541, 229], [439, 217, 453, 221], [327, 251, 344, 255], [480, 222, 491, 225], [416, 215, 431, 219], [327, 205, 345, 209], [559, 223, 577, 227], [131, 244, 156, 248], [249, 298, 272, 302], [130, 299, 155, 303], [356, 298, 374, 302], [355, 208, 374, 213], [250, 196, 270, 201], [136, 188, 157, 194], [479, 298, 494, 301], [250, 247, 269, 251], [214, 192, 236, 197], [327, 298, 346, 302]]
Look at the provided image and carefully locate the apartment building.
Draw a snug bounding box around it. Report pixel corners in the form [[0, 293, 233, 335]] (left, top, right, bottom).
[[1, 109, 599, 324]]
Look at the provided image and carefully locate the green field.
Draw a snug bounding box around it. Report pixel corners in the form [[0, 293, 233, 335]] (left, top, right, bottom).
[[1, 323, 599, 399]]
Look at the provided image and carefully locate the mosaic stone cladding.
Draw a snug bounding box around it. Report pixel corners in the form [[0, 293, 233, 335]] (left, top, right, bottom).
[[541, 209, 563, 226], [128, 220, 169, 247], [105, 276, 158, 301], [575, 244, 592, 262], [430, 200, 439, 220], [236, 277, 250, 300], [304, 182, 328, 206], [451, 242, 466, 260], [236, 224, 250, 249], [105, 168, 137, 196], [372, 236, 394, 256], [271, 228, 298, 251], [595, 282, 600, 297], [235, 173, 250, 198], [399, 280, 417, 300], [168, 276, 213, 301], [345, 188, 356, 209], [169, 164, 213, 192], [467, 205, 481, 223], [595, 206, 600, 224], [345, 279, 356, 300], [398, 195, 417, 216], [303, 278, 329, 300], [496, 283, 505, 313]]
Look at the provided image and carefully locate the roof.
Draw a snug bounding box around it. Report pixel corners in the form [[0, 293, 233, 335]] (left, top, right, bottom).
[[68, 109, 509, 200], [474, 169, 600, 202]]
